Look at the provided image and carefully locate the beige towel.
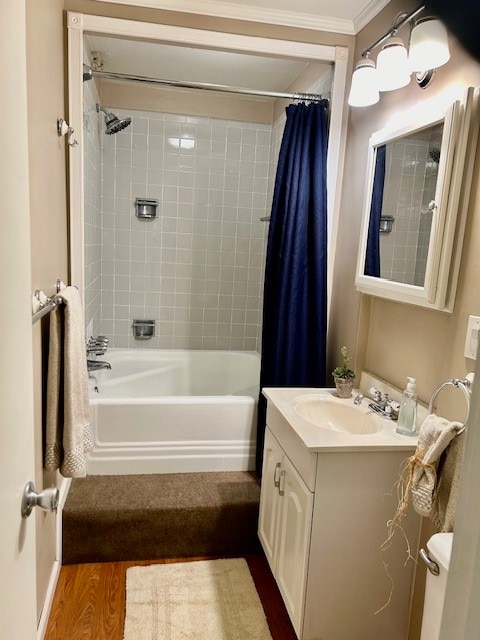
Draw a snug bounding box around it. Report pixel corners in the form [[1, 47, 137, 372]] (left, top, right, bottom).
[[431, 430, 466, 532], [44, 286, 93, 477], [411, 413, 462, 519]]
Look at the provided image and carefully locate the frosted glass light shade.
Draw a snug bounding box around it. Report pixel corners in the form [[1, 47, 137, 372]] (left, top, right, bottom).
[[377, 37, 411, 92], [348, 59, 379, 107], [409, 19, 450, 72]]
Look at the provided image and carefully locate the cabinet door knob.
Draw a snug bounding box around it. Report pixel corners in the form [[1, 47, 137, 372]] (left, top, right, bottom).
[[274, 462, 281, 487]]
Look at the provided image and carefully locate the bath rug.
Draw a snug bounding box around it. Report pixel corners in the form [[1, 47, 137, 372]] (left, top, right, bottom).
[[123, 558, 272, 640]]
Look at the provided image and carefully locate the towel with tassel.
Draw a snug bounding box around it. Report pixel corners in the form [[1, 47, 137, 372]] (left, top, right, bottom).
[[410, 413, 461, 520], [44, 285, 93, 477]]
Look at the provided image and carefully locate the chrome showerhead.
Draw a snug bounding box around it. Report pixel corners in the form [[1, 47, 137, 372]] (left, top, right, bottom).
[[96, 103, 132, 135]]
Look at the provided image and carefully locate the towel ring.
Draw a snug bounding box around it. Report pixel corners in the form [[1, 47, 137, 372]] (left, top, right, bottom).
[[428, 378, 472, 434]]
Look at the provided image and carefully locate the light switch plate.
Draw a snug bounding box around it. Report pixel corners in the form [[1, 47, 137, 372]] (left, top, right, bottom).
[[464, 315, 480, 359]]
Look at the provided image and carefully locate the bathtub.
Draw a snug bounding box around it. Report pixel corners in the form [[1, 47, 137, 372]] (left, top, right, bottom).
[[86, 349, 260, 475]]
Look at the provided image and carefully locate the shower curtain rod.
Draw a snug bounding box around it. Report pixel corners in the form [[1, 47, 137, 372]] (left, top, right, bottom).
[[91, 70, 324, 102]]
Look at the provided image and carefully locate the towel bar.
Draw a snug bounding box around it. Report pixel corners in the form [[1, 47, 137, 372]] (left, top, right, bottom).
[[428, 376, 474, 434], [31, 279, 67, 325]]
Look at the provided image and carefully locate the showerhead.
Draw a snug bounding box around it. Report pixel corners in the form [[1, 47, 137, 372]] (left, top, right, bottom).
[[96, 103, 132, 135]]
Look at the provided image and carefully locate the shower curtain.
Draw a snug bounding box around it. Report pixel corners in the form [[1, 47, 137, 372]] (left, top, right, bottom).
[[256, 100, 329, 473], [364, 144, 386, 278]]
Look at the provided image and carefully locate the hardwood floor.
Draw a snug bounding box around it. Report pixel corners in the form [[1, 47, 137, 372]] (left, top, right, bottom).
[[44, 553, 297, 640]]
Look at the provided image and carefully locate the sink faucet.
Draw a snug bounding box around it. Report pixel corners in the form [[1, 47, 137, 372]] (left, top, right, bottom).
[[87, 359, 111, 371], [353, 387, 399, 420]]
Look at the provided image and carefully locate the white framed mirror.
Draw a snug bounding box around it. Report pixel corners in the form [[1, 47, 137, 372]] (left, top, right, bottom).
[[355, 87, 478, 312]]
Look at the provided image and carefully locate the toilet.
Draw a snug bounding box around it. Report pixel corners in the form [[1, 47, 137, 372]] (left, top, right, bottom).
[[420, 532, 455, 640]]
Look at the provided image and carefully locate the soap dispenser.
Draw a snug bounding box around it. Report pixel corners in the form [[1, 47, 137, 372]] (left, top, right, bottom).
[[396, 377, 418, 436]]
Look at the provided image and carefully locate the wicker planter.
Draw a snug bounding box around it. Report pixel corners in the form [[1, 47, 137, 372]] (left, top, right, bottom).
[[333, 377, 355, 399]]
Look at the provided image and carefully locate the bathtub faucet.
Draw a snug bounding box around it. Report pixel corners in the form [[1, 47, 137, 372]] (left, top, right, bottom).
[[87, 359, 111, 371]]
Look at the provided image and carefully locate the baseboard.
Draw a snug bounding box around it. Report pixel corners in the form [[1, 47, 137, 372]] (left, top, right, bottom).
[[36, 476, 71, 640], [36, 560, 61, 640]]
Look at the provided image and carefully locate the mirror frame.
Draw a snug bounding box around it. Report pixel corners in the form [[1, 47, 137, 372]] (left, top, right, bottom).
[[355, 88, 478, 312]]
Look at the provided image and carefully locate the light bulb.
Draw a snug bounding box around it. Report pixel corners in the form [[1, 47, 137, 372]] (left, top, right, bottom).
[[348, 58, 379, 107], [376, 36, 411, 92], [409, 18, 450, 72]]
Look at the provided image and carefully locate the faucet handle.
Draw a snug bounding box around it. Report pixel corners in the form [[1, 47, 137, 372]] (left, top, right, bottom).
[[370, 387, 382, 402]]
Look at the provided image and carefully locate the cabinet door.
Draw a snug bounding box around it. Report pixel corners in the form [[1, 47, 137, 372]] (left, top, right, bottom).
[[258, 428, 283, 572], [275, 455, 314, 637]]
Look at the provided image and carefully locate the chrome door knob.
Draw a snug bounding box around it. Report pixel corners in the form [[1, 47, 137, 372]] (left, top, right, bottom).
[[21, 481, 59, 518]]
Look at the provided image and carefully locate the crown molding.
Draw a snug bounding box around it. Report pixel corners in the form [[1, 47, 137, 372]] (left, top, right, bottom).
[[353, 0, 392, 34], [94, 0, 356, 35]]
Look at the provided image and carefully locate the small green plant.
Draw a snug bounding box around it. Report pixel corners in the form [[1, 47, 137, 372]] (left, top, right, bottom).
[[332, 346, 356, 380]]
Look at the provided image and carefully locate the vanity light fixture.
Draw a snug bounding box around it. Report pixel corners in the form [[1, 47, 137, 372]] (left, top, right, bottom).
[[376, 36, 411, 92], [348, 58, 379, 107], [409, 18, 450, 72], [348, 4, 451, 107]]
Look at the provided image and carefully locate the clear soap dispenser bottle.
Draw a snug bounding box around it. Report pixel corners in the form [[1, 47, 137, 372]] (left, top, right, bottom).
[[396, 377, 418, 436]]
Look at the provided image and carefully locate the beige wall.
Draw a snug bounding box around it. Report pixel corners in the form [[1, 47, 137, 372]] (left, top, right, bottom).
[[330, 0, 480, 418], [329, 2, 480, 637], [100, 80, 274, 123], [26, 0, 68, 621]]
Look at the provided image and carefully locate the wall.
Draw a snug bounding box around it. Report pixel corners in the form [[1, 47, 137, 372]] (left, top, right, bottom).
[[98, 108, 270, 350], [26, 0, 68, 623], [331, 0, 480, 411], [330, 1, 480, 637]]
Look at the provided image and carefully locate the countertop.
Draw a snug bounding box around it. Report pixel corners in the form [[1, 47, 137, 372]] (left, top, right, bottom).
[[263, 387, 419, 453]]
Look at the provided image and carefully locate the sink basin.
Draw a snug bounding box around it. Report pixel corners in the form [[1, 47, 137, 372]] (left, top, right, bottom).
[[292, 394, 382, 435]]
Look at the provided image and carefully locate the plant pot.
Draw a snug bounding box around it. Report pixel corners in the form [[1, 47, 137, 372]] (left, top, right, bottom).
[[333, 377, 355, 399]]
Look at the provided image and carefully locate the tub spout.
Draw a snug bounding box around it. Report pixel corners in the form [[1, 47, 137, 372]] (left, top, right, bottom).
[[87, 359, 111, 371]]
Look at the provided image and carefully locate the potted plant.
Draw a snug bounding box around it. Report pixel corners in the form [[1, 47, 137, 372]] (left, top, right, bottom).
[[332, 346, 356, 398]]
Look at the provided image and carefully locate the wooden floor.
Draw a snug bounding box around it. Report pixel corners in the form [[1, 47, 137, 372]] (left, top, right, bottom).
[[44, 553, 297, 640]]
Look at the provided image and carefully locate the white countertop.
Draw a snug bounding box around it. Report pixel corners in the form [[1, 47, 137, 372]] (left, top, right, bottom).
[[263, 387, 419, 452]]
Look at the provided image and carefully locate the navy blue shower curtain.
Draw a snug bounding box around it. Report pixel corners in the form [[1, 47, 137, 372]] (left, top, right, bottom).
[[364, 144, 386, 278], [256, 101, 329, 474]]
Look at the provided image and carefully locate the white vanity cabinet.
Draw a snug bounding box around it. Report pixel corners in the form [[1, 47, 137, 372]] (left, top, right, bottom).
[[258, 392, 421, 640], [259, 428, 313, 633]]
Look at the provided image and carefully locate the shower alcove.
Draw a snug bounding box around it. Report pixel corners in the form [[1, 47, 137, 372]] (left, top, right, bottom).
[[67, 12, 350, 475]]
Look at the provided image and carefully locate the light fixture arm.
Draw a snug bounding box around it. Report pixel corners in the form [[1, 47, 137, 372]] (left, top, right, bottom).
[[361, 3, 425, 59]]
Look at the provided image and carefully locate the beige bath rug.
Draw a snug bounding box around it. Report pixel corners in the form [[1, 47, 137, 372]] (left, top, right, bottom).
[[123, 558, 273, 640]]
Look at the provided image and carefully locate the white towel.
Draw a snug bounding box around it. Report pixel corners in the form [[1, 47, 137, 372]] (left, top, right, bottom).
[[410, 413, 461, 518], [44, 286, 93, 477]]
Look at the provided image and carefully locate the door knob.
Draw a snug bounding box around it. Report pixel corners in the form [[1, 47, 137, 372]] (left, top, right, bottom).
[[21, 481, 59, 518]]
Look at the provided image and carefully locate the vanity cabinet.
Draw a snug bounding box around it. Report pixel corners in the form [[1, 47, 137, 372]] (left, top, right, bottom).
[[258, 397, 420, 640], [259, 428, 313, 632]]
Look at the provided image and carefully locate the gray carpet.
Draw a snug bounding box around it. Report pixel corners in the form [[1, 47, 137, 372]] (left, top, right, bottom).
[[62, 471, 261, 564]]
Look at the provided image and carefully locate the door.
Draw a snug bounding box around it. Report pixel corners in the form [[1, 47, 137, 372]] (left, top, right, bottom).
[[0, 2, 37, 639], [258, 428, 283, 570], [275, 455, 314, 637]]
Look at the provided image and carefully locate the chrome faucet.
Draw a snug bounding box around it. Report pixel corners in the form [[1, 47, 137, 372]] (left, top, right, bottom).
[[87, 359, 111, 371], [353, 387, 399, 420], [86, 336, 111, 372]]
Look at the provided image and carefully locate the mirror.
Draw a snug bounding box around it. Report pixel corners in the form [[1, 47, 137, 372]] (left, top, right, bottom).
[[356, 89, 478, 312]]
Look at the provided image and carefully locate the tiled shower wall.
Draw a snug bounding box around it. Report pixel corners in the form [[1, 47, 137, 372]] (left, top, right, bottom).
[[379, 138, 437, 285], [100, 110, 270, 349]]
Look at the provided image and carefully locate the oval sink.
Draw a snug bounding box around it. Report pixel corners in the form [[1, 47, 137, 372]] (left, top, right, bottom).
[[292, 394, 382, 435]]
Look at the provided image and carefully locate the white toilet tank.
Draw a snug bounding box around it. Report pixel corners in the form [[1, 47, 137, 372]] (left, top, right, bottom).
[[420, 532, 454, 640]]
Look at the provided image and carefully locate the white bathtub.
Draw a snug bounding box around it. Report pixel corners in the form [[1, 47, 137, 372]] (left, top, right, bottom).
[[86, 349, 260, 475]]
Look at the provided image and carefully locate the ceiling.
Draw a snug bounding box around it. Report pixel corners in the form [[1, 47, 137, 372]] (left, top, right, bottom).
[[86, 35, 319, 93], [97, 0, 391, 35], [88, 0, 391, 95]]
